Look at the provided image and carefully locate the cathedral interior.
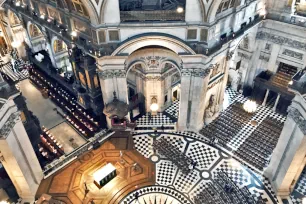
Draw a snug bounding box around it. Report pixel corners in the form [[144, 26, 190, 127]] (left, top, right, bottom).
[[0, 0, 306, 203]]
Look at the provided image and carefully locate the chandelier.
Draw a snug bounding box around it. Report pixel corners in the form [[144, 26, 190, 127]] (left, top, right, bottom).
[[243, 100, 257, 113]]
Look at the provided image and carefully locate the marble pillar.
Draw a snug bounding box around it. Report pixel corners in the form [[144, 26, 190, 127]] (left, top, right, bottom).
[[265, 105, 306, 197], [0, 103, 43, 203], [177, 68, 210, 131], [273, 94, 281, 111], [262, 89, 270, 106]]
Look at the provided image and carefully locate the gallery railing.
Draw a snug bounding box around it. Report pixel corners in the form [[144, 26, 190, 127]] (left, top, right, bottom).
[[120, 10, 185, 22], [43, 129, 114, 178]]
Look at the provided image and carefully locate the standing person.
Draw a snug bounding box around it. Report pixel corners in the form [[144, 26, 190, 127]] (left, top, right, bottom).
[[161, 124, 165, 132]]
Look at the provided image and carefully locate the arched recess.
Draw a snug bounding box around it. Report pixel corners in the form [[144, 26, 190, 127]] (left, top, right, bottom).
[[207, 0, 238, 23], [78, 0, 99, 25], [112, 34, 196, 56], [8, 10, 21, 26], [27, 22, 43, 39], [125, 47, 182, 118], [185, 0, 206, 22], [51, 36, 73, 76]]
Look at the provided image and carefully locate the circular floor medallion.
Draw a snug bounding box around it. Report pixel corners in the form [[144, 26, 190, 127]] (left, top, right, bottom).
[[151, 155, 159, 162], [201, 171, 210, 179]]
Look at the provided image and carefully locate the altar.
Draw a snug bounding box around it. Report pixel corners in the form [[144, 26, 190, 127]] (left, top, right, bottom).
[[93, 163, 117, 189]]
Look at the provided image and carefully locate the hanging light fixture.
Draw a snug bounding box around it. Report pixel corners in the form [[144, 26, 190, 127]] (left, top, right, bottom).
[[176, 6, 184, 13], [243, 99, 257, 113], [0, 201, 10, 204], [150, 96, 159, 112], [303, 197, 306, 204]]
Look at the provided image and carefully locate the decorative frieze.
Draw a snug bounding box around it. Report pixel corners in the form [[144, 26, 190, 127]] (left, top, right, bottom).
[[181, 68, 210, 78], [98, 70, 127, 80], [0, 112, 20, 139], [238, 52, 251, 59], [282, 49, 303, 60], [259, 53, 270, 62], [139, 56, 167, 69], [288, 107, 306, 134], [256, 31, 306, 52], [208, 74, 224, 90]]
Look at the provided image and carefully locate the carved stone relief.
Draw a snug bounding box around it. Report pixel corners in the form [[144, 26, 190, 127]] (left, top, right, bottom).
[[181, 68, 210, 78], [259, 53, 270, 62], [288, 106, 306, 134], [282, 49, 303, 60], [139, 56, 167, 69], [256, 31, 306, 52], [98, 70, 127, 80], [0, 112, 20, 139]]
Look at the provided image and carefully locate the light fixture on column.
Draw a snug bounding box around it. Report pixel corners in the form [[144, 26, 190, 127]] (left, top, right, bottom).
[[243, 99, 257, 113], [71, 31, 77, 37], [150, 96, 159, 112], [11, 41, 21, 48]]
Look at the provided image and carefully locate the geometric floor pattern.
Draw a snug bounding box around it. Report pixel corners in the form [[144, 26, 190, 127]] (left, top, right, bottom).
[[131, 132, 279, 204], [289, 166, 306, 204], [165, 100, 180, 119]]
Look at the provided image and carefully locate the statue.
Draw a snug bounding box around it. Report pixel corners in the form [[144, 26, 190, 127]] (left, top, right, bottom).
[[205, 95, 219, 119]]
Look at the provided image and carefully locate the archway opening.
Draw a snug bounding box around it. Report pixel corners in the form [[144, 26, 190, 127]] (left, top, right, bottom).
[[126, 48, 181, 124]]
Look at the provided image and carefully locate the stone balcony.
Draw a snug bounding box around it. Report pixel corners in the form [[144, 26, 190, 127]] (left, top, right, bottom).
[[5, 0, 263, 58]]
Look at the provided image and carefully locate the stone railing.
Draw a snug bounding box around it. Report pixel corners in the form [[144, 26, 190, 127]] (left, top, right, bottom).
[[120, 10, 185, 22], [43, 129, 114, 178]]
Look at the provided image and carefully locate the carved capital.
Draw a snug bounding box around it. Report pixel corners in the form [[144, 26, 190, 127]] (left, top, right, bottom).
[[288, 107, 306, 134], [98, 70, 127, 80], [0, 112, 20, 139]]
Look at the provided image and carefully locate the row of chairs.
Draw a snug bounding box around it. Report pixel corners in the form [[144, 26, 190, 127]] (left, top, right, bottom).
[[153, 138, 193, 174], [234, 116, 284, 171], [194, 171, 260, 204], [200, 103, 254, 147]]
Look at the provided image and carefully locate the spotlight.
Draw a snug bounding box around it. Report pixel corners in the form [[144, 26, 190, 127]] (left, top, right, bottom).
[[303, 197, 306, 204], [71, 31, 77, 37], [176, 7, 184, 13]]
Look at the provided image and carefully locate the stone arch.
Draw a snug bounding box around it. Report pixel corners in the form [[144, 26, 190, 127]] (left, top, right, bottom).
[[51, 36, 68, 54], [79, 0, 99, 25], [207, 0, 239, 23], [27, 21, 43, 39], [112, 34, 196, 56], [125, 47, 183, 75]]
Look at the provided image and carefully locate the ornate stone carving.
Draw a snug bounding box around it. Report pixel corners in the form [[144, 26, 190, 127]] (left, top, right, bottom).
[[208, 75, 224, 91], [205, 95, 219, 120], [282, 49, 303, 60], [139, 56, 167, 69], [181, 69, 210, 78], [256, 31, 306, 52], [0, 112, 20, 139], [238, 52, 251, 59], [288, 107, 306, 134], [226, 51, 234, 61], [98, 70, 127, 80], [259, 54, 270, 62]]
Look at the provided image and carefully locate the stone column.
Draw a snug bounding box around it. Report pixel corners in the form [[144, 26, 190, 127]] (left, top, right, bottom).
[[273, 93, 281, 111], [265, 105, 306, 198], [262, 89, 270, 106], [178, 68, 210, 131], [267, 44, 281, 73], [97, 57, 129, 127], [0, 104, 43, 203]]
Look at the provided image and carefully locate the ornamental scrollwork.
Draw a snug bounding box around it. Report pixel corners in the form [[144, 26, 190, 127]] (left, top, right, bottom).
[[181, 68, 211, 78], [0, 112, 20, 139], [256, 31, 306, 52], [288, 107, 306, 135], [282, 49, 303, 60], [98, 70, 127, 80]]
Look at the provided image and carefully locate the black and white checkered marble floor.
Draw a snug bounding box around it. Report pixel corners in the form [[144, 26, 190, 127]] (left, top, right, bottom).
[[164, 100, 180, 119], [288, 167, 306, 204], [130, 132, 279, 204], [222, 88, 286, 151], [136, 112, 175, 126]]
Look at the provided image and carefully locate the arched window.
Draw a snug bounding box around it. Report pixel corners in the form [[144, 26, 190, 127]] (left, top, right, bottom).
[[216, 0, 236, 15], [53, 39, 67, 53], [71, 0, 89, 18], [29, 24, 42, 38], [9, 12, 20, 26]]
